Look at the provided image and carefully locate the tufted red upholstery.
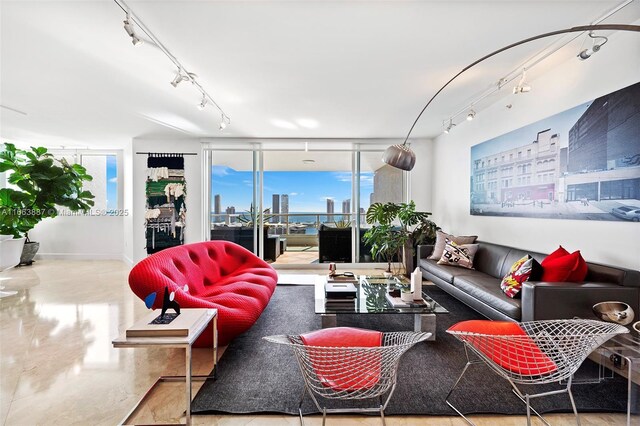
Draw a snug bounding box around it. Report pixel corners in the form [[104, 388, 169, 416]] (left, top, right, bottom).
[[128, 241, 278, 347]]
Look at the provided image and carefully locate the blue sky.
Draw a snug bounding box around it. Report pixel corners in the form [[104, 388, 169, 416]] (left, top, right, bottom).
[[211, 167, 374, 212], [106, 155, 117, 210]]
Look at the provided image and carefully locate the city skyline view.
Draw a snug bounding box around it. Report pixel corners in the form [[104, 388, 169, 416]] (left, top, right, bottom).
[[211, 166, 374, 213]]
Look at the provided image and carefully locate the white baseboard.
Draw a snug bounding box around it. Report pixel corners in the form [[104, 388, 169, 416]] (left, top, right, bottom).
[[34, 253, 126, 261]]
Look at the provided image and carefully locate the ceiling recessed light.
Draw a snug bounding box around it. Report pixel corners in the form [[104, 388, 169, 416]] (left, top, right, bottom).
[[297, 118, 319, 129], [303, 159, 315, 164], [271, 119, 297, 130]]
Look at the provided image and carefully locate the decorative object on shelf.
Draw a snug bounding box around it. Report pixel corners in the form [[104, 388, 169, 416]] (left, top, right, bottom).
[[593, 301, 635, 326], [411, 267, 423, 300], [363, 201, 438, 276], [633, 321, 640, 333], [471, 82, 639, 221], [0, 143, 95, 265], [328, 262, 336, 277], [384, 24, 640, 172], [145, 153, 186, 254]]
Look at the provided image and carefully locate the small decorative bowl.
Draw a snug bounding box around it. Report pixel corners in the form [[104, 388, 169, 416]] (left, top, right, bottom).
[[592, 301, 635, 326]]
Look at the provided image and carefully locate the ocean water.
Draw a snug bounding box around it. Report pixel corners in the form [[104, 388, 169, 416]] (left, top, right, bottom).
[[211, 212, 365, 235]]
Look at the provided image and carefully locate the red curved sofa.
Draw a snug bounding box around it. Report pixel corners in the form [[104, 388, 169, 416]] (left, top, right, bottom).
[[128, 241, 278, 347]]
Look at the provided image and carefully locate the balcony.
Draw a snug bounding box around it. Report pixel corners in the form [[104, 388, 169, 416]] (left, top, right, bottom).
[[210, 212, 370, 265]]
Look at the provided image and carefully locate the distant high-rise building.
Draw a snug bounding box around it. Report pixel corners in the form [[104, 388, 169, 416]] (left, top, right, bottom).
[[272, 194, 280, 223], [342, 199, 351, 214], [281, 194, 289, 217], [326, 198, 334, 214], [214, 194, 221, 216], [369, 192, 374, 206], [225, 206, 236, 223]]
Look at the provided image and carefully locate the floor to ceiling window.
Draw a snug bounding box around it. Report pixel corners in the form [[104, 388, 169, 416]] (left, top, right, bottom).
[[205, 142, 407, 266]]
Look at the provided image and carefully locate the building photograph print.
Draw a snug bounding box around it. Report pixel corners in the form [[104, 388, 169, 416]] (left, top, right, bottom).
[[470, 82, 640, 221]]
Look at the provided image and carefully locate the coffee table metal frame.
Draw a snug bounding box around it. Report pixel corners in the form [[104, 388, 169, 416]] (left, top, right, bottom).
[[316, 275, 448, 341], [112, 308, 218, 426]]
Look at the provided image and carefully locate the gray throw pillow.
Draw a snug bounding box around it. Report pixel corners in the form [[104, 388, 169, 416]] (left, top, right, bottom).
[[429, 230, 478, 260]]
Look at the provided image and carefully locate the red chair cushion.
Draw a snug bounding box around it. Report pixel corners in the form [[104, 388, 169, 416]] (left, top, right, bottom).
[[448, 320, 557, 376], [300, 327, 383, 391], [128, 241, 278, 347]]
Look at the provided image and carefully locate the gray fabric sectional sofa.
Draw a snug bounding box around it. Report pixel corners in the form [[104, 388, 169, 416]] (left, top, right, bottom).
[[417, 241, 640, 322]]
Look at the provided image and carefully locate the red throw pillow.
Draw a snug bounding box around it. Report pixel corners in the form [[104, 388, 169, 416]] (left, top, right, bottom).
[[447, 320, 557, 376], [567, 251, 588, 282], [541, 251, 581, 282], [542, 246, 570, 265], [300, 327, 382, 391]]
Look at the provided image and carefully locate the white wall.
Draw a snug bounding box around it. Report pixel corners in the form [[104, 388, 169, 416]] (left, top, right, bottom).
[[431, 31, 640, 270], [30, 216, 124, 259], [409, 139, 433, 213], [131, 138, 203, 263]]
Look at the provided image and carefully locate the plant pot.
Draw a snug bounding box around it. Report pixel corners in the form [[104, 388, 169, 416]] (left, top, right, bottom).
[[20, 242, 40, 266], [402, 240, 414, 277]]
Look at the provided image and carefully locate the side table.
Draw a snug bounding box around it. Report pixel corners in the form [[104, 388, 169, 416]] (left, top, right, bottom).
[[112, 308, 218, 426], [589, 332, 639, 426]]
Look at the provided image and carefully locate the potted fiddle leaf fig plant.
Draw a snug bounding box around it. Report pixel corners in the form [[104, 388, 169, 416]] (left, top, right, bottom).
[[0, 143, 95, 265]]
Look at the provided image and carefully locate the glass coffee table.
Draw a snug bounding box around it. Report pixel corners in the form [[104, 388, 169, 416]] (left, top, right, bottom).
[[315, 275, 448, 341]]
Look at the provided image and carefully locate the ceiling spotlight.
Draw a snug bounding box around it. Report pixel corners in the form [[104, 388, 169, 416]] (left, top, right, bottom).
[[577, 32, 608, 60], [123, 14, 143, 46], [170, 71, 186, 88], [444, 119, 455, 134], [197, 95, 208, 110], [466, 109, 476, 121], [513, 69, 531, 94], [219, 114, 229, 130]]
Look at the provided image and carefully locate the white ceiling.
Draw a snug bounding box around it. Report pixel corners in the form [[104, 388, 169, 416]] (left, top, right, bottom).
[[1, 0, 639, 148]]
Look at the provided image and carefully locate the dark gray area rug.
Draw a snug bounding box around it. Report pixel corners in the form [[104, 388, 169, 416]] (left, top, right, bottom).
[[192, 284, 633, 416]]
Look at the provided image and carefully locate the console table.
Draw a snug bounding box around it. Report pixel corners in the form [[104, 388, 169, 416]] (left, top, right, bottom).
[[112, 308, 218, 426]]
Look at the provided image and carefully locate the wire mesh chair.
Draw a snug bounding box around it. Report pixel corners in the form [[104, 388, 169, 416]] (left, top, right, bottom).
[[446, 319, 629, 426], [264, 327, 430, 425]]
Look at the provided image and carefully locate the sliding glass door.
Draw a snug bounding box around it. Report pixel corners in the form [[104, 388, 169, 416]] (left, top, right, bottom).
[[206, 143, 406, 266]]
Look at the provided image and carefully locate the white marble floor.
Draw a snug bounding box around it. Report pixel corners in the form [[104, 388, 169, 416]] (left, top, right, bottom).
[[0, 260, 629, 425]]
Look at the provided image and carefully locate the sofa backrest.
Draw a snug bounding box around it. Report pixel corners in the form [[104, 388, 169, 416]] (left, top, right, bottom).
[[474, 241, 639, 287]]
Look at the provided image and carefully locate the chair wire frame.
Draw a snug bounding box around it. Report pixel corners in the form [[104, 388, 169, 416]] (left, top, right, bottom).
[[264, 331, 430, 426], [445, 319, 629, 426]]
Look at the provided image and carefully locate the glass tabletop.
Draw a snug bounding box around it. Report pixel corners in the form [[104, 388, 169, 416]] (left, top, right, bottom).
[[315, 274, 449, 315]]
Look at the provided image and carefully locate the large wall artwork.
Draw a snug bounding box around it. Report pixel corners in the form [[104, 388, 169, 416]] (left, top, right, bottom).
[[145, 154, 186, 254], [470, 82, 640, 222]]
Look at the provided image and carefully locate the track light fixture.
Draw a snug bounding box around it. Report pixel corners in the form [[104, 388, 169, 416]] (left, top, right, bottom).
[[577, 32, 608, 60], [513, 69, 531, 94], [114, 0, 230, 130], [466, 109, 476, 121], [444, 119, 455, 134], [197, 95, 208, 110], [123, 13, 142, 46], [170, 71, 185, 88], [219, 114, 230, 130]]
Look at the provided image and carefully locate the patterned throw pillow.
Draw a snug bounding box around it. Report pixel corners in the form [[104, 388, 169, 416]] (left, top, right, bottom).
[[500, 255, 542, 298], [437, 239, 478, 269], [429, 231, 478, 260]]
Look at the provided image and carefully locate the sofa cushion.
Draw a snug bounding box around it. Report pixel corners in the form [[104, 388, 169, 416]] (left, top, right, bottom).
[[454, 274, 522, 320], [429, 231, 478, 260], [437, 240, 478, 269], [419, 258, 478, 284], [473, 242, 512, 278], [499, 248, 546, 278], [541, 251, 581, 282]]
